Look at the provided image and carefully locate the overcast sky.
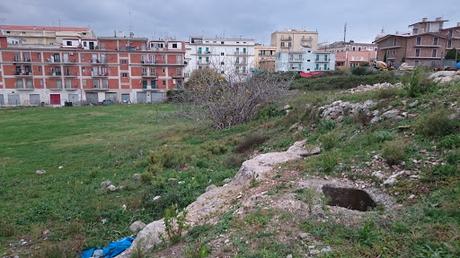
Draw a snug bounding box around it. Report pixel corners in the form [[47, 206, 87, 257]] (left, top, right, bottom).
[[0, 0, 459, 44]]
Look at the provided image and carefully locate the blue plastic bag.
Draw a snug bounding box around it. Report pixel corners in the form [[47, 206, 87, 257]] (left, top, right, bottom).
[[81, 236, 134, 258]]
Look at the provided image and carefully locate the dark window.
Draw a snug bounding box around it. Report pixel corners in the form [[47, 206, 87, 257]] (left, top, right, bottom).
[[122, 72, 128, 77], [66, 41, 72, 46], [432, 49, 437, 57], [433, 37, 438, 45], [121, 59, 128, 64], [162, 80, 166, 86], [416, 37, 421, 45], [415, 49, 420, 57], [172, 43, 178, 48]]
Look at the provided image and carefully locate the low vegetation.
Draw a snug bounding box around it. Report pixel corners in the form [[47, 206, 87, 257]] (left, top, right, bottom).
[[1, 71, 459, 257]]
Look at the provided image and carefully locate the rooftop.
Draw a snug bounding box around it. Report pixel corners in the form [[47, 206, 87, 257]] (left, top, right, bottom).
[[0, 24, 91, 32]]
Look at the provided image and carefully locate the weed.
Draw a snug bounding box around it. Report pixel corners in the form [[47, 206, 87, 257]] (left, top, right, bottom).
[[296, 188, 317, 214], [439, 134, 460, 149], [0, 221, 15, 237], [317, 153, 338, 174], [382, 139, 407, 165], [163, 204, 188, 244], [185, 241, 210, 258], [375, 87, 400, 99]]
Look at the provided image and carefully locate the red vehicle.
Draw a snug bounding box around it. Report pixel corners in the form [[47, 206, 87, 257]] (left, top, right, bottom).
[[299, 71, 323, 78]]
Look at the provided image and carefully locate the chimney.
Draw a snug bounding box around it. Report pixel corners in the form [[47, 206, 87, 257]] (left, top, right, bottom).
[[422, 17, 428, 22]]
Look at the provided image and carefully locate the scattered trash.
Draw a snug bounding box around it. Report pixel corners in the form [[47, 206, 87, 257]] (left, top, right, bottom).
[[36, 169, 46, 175], [81, 236, 134, 258]]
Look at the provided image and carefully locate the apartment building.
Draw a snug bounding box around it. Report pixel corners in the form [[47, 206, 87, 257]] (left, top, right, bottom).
[[275, 48, 335, 72], [271, 29, 318, 52], [254, 44, 277, 72], [184, 37, 255, 79], [319, 41, 377, 69], [0, 25, 96, 48], [0, 25, 185, 106], [374, 17, 460, 68]]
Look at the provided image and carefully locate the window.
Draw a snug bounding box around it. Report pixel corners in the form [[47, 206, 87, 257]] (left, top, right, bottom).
[[315, 64, 319, 70], [121, 59, 128, 64], [352, 47, 356, 51], [83, 42, 87, 47], [142, 80, 147, 89], [415, 49, 420, 57], [416, 37, 421, 45], [205, 47, 209, 53], [172, 43, 178, 48], [176, 68, 181, 76], [198, 47, 202, 54], [122, 72, 128, 77], [243, 48, 246, 53], [220, 61, 224, 65], [433, 37, 438, 45], [281, 42, 285, 47], [324, 64, 328, 70], [393, 38, 397, 46], [221, 41, 225, 45], [221, 52, 224, 56], [432, 49, 437, 57], [162, 80, 166, 86], [206, 57, 209, 63], [66, 41, 72, 46], [151, 80, 157, 88], [56, 79, 62, 89], [448, 40, 452, 48]]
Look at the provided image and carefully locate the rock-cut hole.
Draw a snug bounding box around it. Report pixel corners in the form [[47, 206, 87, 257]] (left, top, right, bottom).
[[322, 185, 377, 211]]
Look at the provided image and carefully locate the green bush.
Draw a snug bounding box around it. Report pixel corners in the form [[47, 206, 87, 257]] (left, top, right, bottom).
[[292, 73, 399, 90], [319, 132, 339, 150], [164, 204, 188, 244], [372, 130, 394, 143], [318, 119, 336, 132], [439, 134, 460, 149], [149, 145, 187, 170], [235, 133, 268, 153], [382, 139, 407, 165], [403, 68, 433, 97], [375, 87, 400, 99], [317, 153, 338, 174], [416, 109, 455, 137], [351, 66, 374, 76]]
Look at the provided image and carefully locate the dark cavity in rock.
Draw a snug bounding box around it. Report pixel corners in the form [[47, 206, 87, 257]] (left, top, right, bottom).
[[322, 185, 377, 211]]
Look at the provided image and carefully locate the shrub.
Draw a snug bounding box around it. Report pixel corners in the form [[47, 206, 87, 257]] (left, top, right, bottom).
[[205, 142, 227, 155], [164, 204, 188, 244], [0, 221, 15, 237], [403, 68, 432, 97], [295, 188, 317, 214], [372, 130, 394, 143], [319, 132, 339, 150], [318, 119, 336, 132], [416, 109, 455, 137], [351, 66, 373, 76], [439, 134, 460, 149], [225, 153, 246, 168], [182, 73, 291, 129], [353, 109, 372, 127], [235, 133, 268, 153], [256, 104, 285, 120], [382, 139, 407, 165]]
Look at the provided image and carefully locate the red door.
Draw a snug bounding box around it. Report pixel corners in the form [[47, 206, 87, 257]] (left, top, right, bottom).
[[50, 94, 61, 105]]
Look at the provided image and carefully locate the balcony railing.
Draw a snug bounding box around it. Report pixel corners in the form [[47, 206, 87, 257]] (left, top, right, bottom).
[[92, 72, 108, 77], [142, 72, 157, 77], [234, 51, 248, 55], [91, 58, 107, 64], [13, 57, 31, 63], [50, 72, 62, 76], [15, 71, 33, 76], [141, 60, 156, 65]]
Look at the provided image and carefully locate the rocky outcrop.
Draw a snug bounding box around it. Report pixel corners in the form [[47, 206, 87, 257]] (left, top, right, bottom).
[[349, 82, 403, 93], [429, 71, 460, 84], [116, 140, 320, 257]]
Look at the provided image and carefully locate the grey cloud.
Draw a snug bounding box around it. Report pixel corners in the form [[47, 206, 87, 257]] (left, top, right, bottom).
[[0, 0, 459, 44]]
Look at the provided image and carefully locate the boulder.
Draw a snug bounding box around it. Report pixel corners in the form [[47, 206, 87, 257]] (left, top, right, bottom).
[[205, 184, 217, 192], [132, 173, 141, 181], [129, 221, 146, 233], [100, 180, 112, 189]]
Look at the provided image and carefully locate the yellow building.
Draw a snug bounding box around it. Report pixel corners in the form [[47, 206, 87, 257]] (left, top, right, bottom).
[[271, 29, 318, 52], [254, 44, 277, 72]]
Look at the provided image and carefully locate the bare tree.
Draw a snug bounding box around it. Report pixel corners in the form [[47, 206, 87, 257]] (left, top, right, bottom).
[[179, 68, 292, 129]]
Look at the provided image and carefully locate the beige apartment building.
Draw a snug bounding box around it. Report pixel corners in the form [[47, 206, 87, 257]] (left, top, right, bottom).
[[271, 29, 318, 52], [254, 44, 277, 72], [0, 25, 96, 48]]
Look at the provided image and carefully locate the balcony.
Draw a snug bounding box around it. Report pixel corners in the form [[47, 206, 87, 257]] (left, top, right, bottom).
[[13, 57, 31, 63], [16, 85, 34, 91], [92, 72, 108, 77], [141, 60, 156, 65], [91, 58, 107, 64], [49, 72, 62, 77], [64, 85, 78, 91], [91, 85, 109, 91], [198, 51, 212, 55], [142, 73, 157, 78], [63, 72, 78, 77], [47, 57, 61, 63], [234, 51, 248, 56], [15, 71, 33, 77], [281, 36, 292, 41], [289, 58, 303, 63]]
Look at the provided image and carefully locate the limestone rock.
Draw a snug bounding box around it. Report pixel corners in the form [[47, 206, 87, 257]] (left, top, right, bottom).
[[129, 221, 146, 233], [35, 169, 46, 175]]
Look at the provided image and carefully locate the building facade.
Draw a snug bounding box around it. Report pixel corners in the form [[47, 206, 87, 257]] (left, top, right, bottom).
[[319, 41, 377, 69], [275, 48, 335, 72], [0, 25, 185, 106], [254, 45, 276, 72], [271, 29, 318, 52], [184, 37, 255, 80], [374, 18, 460, 68]]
